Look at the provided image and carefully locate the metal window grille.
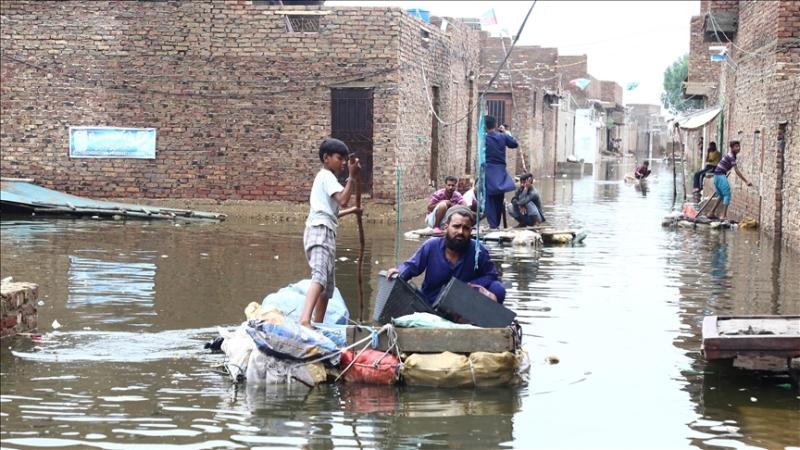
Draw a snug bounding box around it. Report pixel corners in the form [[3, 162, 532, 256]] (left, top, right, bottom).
[[286, 15, 320, 32], [487, 100, 506, 126]]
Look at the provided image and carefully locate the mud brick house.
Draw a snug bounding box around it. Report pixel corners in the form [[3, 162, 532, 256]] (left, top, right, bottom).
[[478, 35, 564, 178], [684, 0, 799, 248], [0, 1, 481, 204]]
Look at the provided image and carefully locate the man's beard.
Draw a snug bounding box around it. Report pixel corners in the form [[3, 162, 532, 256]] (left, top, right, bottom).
[[444, 234, 471, 253]]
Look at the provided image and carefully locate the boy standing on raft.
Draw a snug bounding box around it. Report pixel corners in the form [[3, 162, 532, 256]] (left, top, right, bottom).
[[299, 138, 361, 329]]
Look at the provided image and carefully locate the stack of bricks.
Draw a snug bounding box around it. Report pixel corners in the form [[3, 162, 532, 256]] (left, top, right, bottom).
[[1, 281, 39, 338]]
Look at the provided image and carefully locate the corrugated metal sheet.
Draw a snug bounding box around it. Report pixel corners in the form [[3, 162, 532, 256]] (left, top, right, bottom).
[[0, 179, 225, 221]]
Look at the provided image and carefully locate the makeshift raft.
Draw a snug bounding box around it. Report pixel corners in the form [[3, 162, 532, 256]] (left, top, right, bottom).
[[1, 179, 225, 221], [213, 283, 528, 388], [405, 225, 587, 246], [702, 315, 800, 382]]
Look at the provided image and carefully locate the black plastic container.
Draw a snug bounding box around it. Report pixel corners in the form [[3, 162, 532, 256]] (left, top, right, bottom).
[[373, 271, 437, 324], [433, 278, 516, 327]]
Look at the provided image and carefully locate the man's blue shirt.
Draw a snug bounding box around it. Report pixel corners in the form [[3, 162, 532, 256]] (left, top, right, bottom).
[[485, 131, 519, 194], [397, 237, 504, 304]]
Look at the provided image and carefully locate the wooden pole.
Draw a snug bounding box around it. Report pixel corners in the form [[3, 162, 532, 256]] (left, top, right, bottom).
[[354, 173, 365, 323], [672, 130, 678, 203]]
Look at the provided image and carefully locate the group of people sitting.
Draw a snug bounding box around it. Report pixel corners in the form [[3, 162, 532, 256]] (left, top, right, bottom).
[[425, 173, 546, 233]]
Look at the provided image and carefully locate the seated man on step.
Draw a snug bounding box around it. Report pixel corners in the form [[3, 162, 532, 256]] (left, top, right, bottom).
[[425, 175, 466, 234], [508, 173, 545, 227], [388, 206, 506, 304]]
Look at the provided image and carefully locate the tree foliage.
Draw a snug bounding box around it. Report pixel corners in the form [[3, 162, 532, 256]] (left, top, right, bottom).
[[661, 54, 703, 114]]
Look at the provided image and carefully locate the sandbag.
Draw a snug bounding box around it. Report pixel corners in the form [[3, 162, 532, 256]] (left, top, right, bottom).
[[339, 349, 400, 385], [261, 279, 349, 325], [548, 233, 573, 244], [401, 351, 522, 387], [218, 325, 255, 382], [511, 230, 542, 247], [245, 350, 326, 386], [246, 302, 346, 347], [246, 319, 340, 365], [739, 217, 758, 229]]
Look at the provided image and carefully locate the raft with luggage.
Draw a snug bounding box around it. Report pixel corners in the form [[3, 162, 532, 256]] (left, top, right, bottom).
[[209, 276, 528, 388]]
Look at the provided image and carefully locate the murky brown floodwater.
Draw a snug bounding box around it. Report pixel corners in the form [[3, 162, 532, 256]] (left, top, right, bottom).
[[2, 160, 799, 450]]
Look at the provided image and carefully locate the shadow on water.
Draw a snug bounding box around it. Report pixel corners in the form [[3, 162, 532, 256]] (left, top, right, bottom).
[[1, 159, 799, 449]]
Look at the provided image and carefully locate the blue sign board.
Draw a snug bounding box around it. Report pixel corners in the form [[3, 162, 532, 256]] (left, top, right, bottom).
[[69, 126, 156, 159]]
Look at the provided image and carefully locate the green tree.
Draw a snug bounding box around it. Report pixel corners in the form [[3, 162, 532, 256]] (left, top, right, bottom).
[[661, 54, 703, 114]]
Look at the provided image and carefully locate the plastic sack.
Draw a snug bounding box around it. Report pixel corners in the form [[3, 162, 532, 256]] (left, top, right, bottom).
[[511, 230, 542, 247], [548, 233, 573, 244], [682, 202, 698, 219], [261, 279, 349, 325], [401, 351, 522, 387], [339, 349, 400, 385], [245, 350, 326, 386], [246, 319, 340, 366], [218, 325, 256, 382], [312, 323, 348, 348], [392, 312, 476, 329], [739, 217, 758, 229]]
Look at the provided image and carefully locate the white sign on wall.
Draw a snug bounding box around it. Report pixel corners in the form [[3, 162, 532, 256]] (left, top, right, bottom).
[[69, 126, 156, 159]]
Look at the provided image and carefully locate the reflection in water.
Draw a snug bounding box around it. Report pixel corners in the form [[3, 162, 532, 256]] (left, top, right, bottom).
[[68, 256, 157, 326], [1, 160, 799, 449]]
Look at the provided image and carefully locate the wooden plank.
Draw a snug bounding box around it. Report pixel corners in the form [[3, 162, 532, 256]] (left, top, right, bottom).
[[703, 315, 800, 360], [273, 10, 331, 16], [346, 326, 516, 353]]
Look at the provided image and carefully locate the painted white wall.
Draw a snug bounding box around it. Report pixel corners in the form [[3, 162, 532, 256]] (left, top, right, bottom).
[[574, 109, 597, 164]]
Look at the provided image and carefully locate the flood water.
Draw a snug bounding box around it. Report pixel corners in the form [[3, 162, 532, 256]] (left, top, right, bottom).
[[1, 160, 799, 450]]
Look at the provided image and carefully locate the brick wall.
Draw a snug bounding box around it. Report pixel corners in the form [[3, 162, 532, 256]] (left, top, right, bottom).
[[700, 0, 740, 15], [688, 15, 719, 86], [714, 0, 800, 249], [394, 13, 480, 201], [1, 282, 38, 338], [479, 36, 561, 178], [0, 1, 481, 204], [600, 81, 623, 106]]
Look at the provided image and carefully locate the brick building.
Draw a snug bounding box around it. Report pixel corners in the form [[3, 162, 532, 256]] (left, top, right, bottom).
[[627, 104, 668, 160], [478, 36, 562, 178], [0, 1, 481, 204], [685, 0, 799, 248]]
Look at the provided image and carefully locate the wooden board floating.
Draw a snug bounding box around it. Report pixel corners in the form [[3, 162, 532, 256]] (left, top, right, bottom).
[[702, 315, 800, 362], [346, 326, 517, 354]]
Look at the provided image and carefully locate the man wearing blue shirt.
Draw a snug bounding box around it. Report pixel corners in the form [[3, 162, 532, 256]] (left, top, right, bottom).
[[484, 115, 519, 229], [387, 206, 506, 304]]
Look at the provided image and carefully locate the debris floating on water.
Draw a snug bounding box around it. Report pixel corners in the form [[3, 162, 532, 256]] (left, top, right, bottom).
[[51, 320, 61, 329]]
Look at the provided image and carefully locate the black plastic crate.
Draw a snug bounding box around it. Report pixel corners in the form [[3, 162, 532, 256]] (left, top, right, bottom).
[[433, 278, 516, 327], [373, 271, 437, 324]]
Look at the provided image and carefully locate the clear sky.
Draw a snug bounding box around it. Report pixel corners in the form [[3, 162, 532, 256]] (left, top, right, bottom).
[[325, 1, 700, 107]]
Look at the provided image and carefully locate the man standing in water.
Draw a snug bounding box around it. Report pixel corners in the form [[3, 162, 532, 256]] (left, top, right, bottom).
[[483, 115, 519, 229], [708, 140, 753, 221]]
